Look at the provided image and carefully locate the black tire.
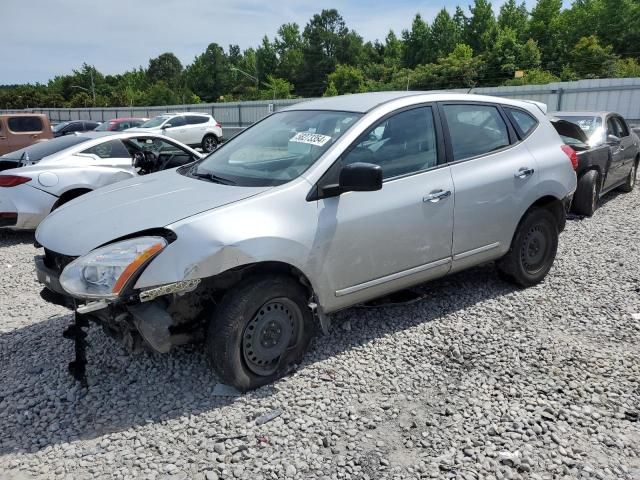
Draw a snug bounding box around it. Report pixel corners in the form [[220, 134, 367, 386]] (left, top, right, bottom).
[[572, 170, 600, 216], [201, 134, 218, 153], [497, 208, 559, 288], [619, 160, 637, 193], [205, 275, 315, 391]]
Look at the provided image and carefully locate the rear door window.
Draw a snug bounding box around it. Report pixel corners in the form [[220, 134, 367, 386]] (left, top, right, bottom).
[[8, 116, 43, 132], [442, 104, 511, 161]]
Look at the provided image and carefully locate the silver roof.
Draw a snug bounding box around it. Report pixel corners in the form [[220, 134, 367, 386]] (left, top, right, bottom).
[[283, 91, 428, 113]]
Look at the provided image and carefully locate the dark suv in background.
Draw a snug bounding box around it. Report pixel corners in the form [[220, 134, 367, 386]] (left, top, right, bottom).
[[52, 120, 100, 137]]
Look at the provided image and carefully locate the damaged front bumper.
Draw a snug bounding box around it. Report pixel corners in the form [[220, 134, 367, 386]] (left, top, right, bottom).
[[36, 253, 208, 384]]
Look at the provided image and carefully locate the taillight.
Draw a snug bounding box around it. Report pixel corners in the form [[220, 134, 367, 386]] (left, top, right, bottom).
[[215, 122, 222, 128], [0, 175, 31, 187], [561, 145, 578, 171]]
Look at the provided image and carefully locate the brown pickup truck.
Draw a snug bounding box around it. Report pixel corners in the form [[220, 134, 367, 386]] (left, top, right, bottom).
[[0, 113, 53, 155]]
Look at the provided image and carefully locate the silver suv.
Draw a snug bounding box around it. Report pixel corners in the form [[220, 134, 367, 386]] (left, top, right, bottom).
[[35, 92, 577, 390], [128, 112, 223, 152]]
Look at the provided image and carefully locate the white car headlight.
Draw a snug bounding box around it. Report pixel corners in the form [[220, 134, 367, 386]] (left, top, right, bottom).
[[60, 236, 167, 299]]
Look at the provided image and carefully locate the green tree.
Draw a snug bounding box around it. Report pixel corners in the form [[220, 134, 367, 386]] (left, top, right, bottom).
[[570, 35, 617, 78], [145, 81, 178, 105], [256, 36, 278, 82], [429, 9, 461, 61], [147, 53, 183, 89], [259, 76, 295, 99], [323, 81, 339, 97], [402, 14, 431, 68], [614, 58, 640, 78], [301, 9, 350, 96], [185, 43, 230, 102], [486, 28, 541, 82], [528, 0, 563, 66], [497, 0, 529, 40], [465, 0, 496, 55], [275, 23, 304, 86], [327, 64, 365, 94], [382, 30, 403, 68]]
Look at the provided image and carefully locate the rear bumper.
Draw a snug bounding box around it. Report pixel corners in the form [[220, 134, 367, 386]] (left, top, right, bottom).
[[0, 185, 56, 230]]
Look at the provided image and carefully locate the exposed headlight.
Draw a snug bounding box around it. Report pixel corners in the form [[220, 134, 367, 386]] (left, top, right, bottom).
[[60, 236, 167, 299]]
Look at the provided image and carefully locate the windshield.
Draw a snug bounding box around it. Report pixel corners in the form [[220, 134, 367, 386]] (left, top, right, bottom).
[[185, 110, 361, 187], [140, 115, 171, 128], [0, 136, 92, 162], [555, 115, 603, 145], [52, 121, 71, 133], [94, 121, 114, 131]]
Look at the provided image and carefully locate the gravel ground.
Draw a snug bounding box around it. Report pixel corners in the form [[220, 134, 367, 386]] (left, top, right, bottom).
[[1, 188, 639, 480]]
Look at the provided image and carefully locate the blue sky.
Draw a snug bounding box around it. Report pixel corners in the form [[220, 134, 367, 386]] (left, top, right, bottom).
[[3, 0, 528, 84]]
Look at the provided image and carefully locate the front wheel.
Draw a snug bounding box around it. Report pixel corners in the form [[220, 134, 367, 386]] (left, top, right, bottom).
[[619, 161, 637, 193], [497, 208, 559, 287], [205, 275, 315, 391], [202, 134, 218, 153]]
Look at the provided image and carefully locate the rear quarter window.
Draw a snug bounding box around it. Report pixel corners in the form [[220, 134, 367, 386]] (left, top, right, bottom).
[[8, 116, 43, 132], [186, 115, 209, 125], [505, 108, 538, 138]]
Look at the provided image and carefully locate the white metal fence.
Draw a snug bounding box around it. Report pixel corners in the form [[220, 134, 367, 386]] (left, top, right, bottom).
[[3, 77, 640, 137]]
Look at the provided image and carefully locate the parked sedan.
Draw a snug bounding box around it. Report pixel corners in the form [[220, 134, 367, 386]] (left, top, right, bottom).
[[94, 117, 148, 132], [52, 120, 100, 137], [553, 112, 639, 197], [0, 132, 201, 229], [35, 92, 576, 391], [549, 117, 613, 216]]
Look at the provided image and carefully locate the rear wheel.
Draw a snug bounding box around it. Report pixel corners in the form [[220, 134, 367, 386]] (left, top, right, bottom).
[[619, 160, 637, 193], [572, 170, 600, 216], [202, 134, 218, 153], [497, 208, 559, 287], [205, 275, 315, 391]]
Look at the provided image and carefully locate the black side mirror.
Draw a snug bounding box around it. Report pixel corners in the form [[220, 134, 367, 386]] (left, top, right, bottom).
[[339, 162, 383, 192], [313, 162, 383, 200], [607, 134, 621, 145]]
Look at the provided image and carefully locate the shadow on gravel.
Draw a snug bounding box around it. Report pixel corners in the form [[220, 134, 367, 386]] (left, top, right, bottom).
[[0, 263, 516, 455], [0, 229, 35, 246]]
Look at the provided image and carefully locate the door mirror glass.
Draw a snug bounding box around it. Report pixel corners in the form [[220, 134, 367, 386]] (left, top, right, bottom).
[[339, 162, 382, 192], [162, 123, 172, 129], [607, 134, 621, 145]]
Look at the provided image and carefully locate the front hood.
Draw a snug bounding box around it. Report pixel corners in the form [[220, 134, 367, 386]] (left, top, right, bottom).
[[36, 169, 269, 256]]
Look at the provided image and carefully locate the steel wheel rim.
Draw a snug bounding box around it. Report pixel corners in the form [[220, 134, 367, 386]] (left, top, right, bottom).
[[631, 165, 637, 187], [591, 180, 598, 211], [521, 224, 549, 274], [242, 298, 300, 376]]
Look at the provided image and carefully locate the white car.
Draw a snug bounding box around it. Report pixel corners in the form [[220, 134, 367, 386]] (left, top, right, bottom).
[[0, 132, 201, 230], [127, 113, 224, 153]]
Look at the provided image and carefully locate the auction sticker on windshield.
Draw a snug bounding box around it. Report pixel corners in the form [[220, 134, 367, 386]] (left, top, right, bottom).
[[290, 132, 332, 147]]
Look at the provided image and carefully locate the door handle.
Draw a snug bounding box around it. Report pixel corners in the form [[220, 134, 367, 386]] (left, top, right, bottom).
[[31, 134, 39, 139], [423, 189, 451, 203], [514, 167, 535, 179]]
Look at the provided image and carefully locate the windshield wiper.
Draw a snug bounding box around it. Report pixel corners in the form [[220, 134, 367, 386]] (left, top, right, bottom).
[[191, 170, 236, 185]]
